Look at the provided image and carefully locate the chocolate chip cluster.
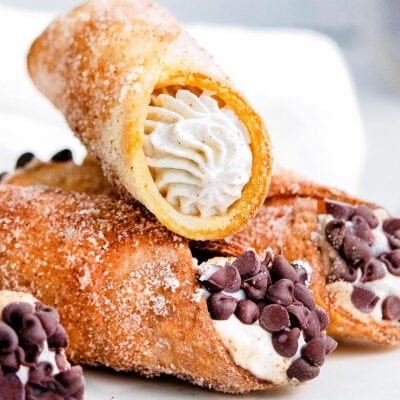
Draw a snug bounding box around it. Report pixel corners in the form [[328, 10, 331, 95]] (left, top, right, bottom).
[[0, 301, 84, 400], [203, 250, 337, 382], [324, 199, 400, 320]]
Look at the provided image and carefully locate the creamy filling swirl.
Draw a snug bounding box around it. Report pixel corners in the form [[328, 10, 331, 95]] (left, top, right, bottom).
[[143, 89, 252, 217]]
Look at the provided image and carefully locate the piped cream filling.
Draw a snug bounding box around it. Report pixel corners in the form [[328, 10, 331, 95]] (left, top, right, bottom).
[[320, 209, 400, 320], [198, 258, 304, 385], [143, 90, 252, 218]]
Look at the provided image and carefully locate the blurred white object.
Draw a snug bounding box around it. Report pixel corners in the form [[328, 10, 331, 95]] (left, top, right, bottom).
[[0, 5, 365, 194]]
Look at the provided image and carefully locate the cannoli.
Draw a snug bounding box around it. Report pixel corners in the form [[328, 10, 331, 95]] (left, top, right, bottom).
[[0, 185, 335, 393], [0, 290, 85, 399], [27, 0, 272, 240], [201, 171, 400, 345]]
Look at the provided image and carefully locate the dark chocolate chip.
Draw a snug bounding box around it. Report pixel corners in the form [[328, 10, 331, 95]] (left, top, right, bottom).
[[0, 351, 21, 373], [259, 304, 290, 332], [314, 306, 330, 331], [0, 321, 18, 355], [351, 285, 379, 313], [15, 152, 35, 169], [22, 342, 41, 364], [47, 325, 69, 350], [54, 366, 85, 397], [55, 351, 69, 371], [293, 283, 315, 310], [327, 256, 357, 283], [36, 307, 60, 337], [303, 310, 321, 341], [204, 265, 241, 293], [382, 296, 400, 321], [207, 293, 237, 320], [382, 218, 400, 249], [301, 336, 326, 366], [292, 263, 309, 286], [353, 205, 379, 229], [235, 299, 260, 324], [360, 258, 386, 282], [0, 172, 8, 182], [232, 250, 261, 277], [266, 279, 294, 306], [19, 314, 47, 344], [325, 219, 346, 249], [287, 357, 320, 382], [2, 302, 34, 331], [325, 199, 353, 220], [342, 231, 372, 266], [51, 149, 73, 163], [272, 328, 300, 358], [287, 304, 310, 330], [270, 255, 297, 282], [352, 215, 375, 245], [324, 335, 338, 355], [241, 271, 270, 301], [0, 371, 24, 400], [380, 250, 400, 276]]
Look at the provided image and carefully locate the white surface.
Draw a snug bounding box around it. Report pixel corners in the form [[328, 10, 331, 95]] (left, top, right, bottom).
[[1, 3, 399, 400]]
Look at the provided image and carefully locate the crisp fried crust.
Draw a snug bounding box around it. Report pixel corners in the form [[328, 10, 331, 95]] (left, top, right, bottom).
[[27, 0, 272, 240], [0, 184, 278, 393]]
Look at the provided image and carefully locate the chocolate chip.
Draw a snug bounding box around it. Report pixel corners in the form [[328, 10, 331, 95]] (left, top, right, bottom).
[[325, 219, 346, 249], [270, 255, 297, 282], [22, 342, 41, 364], [36, 307, 60, 337], [0, 351, 21, 373], [232, 250, 261, 277], [382, 296, 400, 321], [293, 263, 309, 286], [2, 302, 34, 331], [287, 357, 320, 382], [55, 351, 69, 371], [360, 258, 386, 282], [54, 366, 85, 397], [287, 304, 310, 330], [383, 218, 400, 249], [0, 322, 18, 355], [352, 215, 375, 246], [15, 152, 35, 169], [327, 256, 357, 283], [294, 283, 315, 310], [0, 371, 24, 400], [204, 264, 241, 293], [325, 335, 338, 355], [241, 271, 270, 301], [325, 199, 353, 220], [0, 172, 7, 182], [272, 328, 300, 357], [266, 279, 294, 306], [342, 231, 372, 266], [51, 149, 73, 163], [259, 304, 290, 332], [314, 306, 330, 331], [235, 299, 260, 324], [47, 325, 69, 350], [351, 285, 379, 313], [380, 250, 400, 276], [301, 336, 326, 366], [19, 314, 47, 345], [207, 293, 237, 320], [353, 205, 379, 229], [303, 311, 321, 341]]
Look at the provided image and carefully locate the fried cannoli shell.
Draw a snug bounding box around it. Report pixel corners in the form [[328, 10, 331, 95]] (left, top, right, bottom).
[[0, 185, 277, 393], [27, 0, 272, 241], [201, 173, 400, 346]]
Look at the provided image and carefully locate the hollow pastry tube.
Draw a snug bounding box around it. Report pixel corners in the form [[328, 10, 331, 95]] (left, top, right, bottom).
[[0, 290, 85, 399], [200, 170, 400, 346], [27, 0, 272, 240], [0, 185, 335, 393]]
